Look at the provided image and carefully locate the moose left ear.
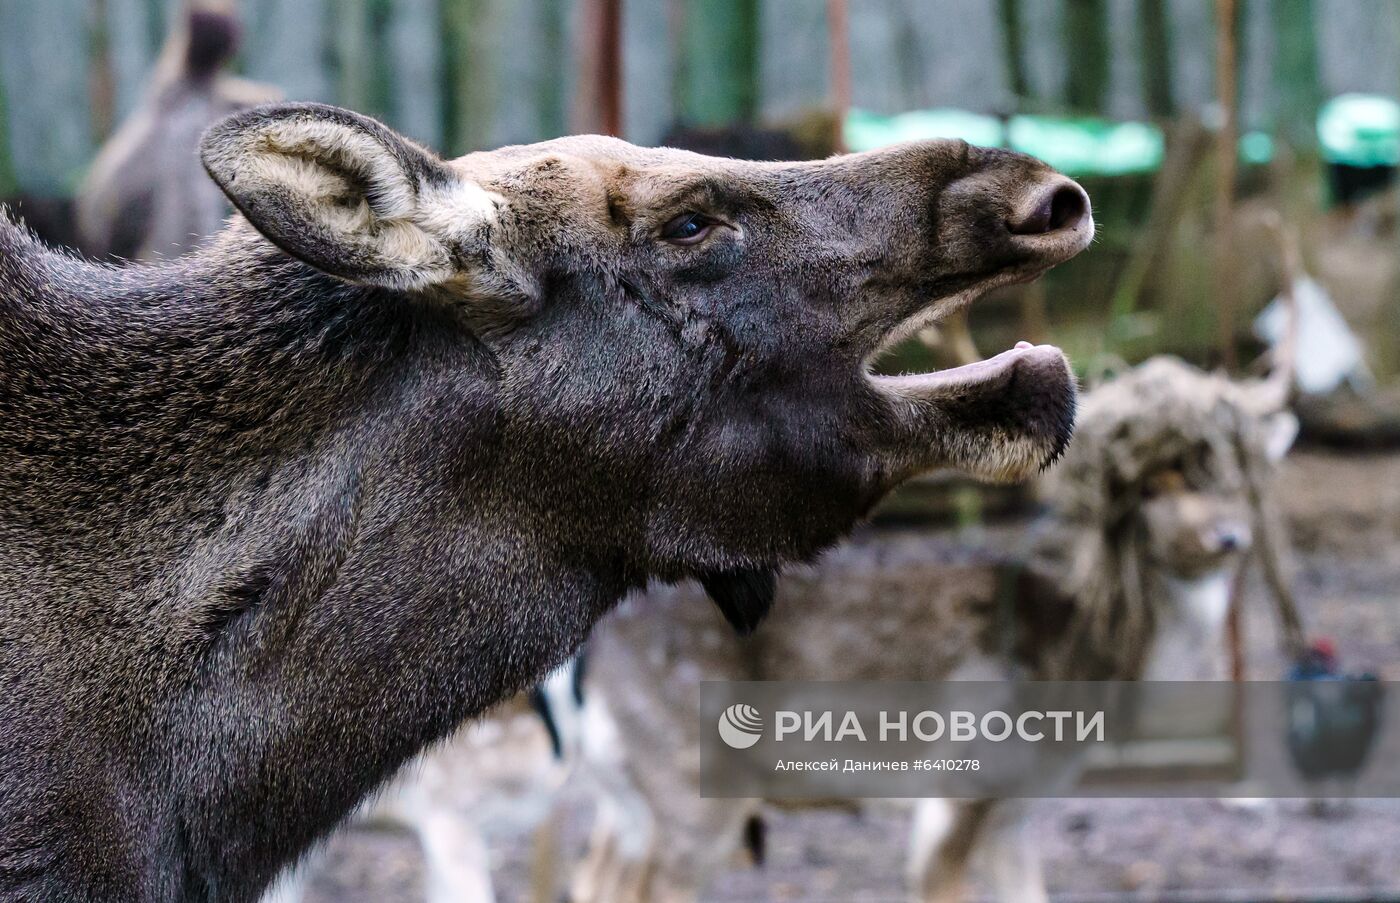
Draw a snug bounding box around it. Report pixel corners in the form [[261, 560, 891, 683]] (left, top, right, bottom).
[[201, 102, 500, 290]]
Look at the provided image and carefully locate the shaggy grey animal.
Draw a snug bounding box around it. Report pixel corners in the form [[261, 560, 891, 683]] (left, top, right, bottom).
[[76, 2, 280, 261], [0, 102, 1091, 902]]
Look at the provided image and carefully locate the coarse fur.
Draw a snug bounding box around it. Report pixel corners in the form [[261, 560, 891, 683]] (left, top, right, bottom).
[[0, 100, 1090, 902], [263, 663, 583, 903], [572, 356, 1298, 903]]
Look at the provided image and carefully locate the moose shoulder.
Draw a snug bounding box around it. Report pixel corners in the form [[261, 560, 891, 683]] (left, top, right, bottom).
[[0, 103, 1091, 902]]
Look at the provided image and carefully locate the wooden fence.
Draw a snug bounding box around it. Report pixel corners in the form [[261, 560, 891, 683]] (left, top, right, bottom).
[[0, 0, 1397, 196]]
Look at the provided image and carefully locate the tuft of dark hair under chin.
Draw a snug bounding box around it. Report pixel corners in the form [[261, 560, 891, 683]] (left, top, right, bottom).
[[699, 567, 777, 637]]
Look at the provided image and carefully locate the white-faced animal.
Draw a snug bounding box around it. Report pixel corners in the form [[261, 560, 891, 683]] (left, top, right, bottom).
[[573, 356, 1298, 903], [0, 100, 1091, 902]]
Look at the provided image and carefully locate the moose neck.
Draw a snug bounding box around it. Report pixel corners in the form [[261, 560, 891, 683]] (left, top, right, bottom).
[[0, 222, 624, 900]]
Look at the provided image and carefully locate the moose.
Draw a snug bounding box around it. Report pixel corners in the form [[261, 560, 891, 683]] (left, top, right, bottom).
[[0, 101, 1091, 902]]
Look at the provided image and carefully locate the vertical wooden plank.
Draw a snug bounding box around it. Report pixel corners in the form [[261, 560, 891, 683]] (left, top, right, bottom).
[[1019, 0, 1067, 108], [998, 0, 1029, 103], [889, 0, 928, 110], [1062, 0, 1109, 114], [826, 0, 850, 151], [105, 0, 157, 120], [1102, 0, 1140, 120], [440, 0, 469, 152], [535, 0, 567, 139], [900, 0, 1010, 114], [573, 0, 623, 135], [1137, 0, 1174, 117], [0, 62, 16, 198], [1315, 0, 1400, 100], [0, 0, 95, 194], [90, 0, 118, 142], [488, 0, 561, 145], [335, 0, 373, 113], [618, 0, 673, 144], [370, 0, 396, 117], [1271, 0, 1320, 148], [1214, 0, 1240, 369], [675, 0, 759, 126], [445, 0, 484, 151], [241, 0, 332, 102], [441, 0, 499, 152], [756, 0, 825, 123], [847, 3, 903, 115], [388, 0, 445, 147]]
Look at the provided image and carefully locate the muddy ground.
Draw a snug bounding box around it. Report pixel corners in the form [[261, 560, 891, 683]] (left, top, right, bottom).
[[300, 449, 1400, 903]]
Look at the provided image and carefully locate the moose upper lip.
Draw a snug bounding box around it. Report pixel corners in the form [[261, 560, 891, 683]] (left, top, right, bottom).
[[862, 190, 1090, 398]]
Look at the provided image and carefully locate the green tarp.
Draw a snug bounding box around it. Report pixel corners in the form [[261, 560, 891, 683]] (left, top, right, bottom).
[[1317, 93, 1400, 168], [844, 108, 1163, 176], [844, 108, 1280, 175]]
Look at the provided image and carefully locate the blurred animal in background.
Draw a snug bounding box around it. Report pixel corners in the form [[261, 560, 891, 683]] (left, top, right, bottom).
[[264, 662, 584, 903], [572, 340, 1303, 903], [76, 0, 280, 261]]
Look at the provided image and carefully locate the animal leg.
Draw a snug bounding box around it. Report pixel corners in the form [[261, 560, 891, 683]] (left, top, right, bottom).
[[979, 801, 1047, 903], [907, 798, 995, 903], [415, 810, 496, 903]]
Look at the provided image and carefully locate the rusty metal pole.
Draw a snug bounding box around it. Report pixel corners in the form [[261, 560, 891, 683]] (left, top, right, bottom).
[[1214, 0, 1239, 370], [1214, 0, 1247, 683], [598, 0, 623, 137], [574, 0, 623, 137], [826, 0, 851, 153]]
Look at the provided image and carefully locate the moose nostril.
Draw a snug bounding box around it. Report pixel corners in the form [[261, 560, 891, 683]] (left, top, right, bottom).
[[1009, 181, 1089, 235], [1047, 184, 1086, 230]]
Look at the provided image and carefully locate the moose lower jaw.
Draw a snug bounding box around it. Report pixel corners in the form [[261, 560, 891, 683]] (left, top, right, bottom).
[[699, 343, 1075, 637], [869, 341, 1078, 484]]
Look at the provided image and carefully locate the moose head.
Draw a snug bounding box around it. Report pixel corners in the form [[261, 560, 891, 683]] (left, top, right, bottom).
[[202, 103, 1092, 628]]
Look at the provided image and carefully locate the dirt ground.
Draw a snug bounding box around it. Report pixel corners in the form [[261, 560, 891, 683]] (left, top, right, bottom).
[[299, 449, 1400, 903]]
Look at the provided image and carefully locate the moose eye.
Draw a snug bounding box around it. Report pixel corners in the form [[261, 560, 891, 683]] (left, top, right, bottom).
[[660, 212, 718, 245]]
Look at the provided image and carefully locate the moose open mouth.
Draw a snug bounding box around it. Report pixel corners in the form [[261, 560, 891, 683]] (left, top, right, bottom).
[[862, 174, 1093, 486]]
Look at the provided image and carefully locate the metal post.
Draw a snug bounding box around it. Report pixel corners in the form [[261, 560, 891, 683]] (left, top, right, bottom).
[[574, 0, 623, 137], [1214, 0, 1240, 371], [826, 0, 850, 153]]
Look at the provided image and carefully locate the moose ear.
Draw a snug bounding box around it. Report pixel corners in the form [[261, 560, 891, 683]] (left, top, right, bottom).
[[201, 103, 499, 290]]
